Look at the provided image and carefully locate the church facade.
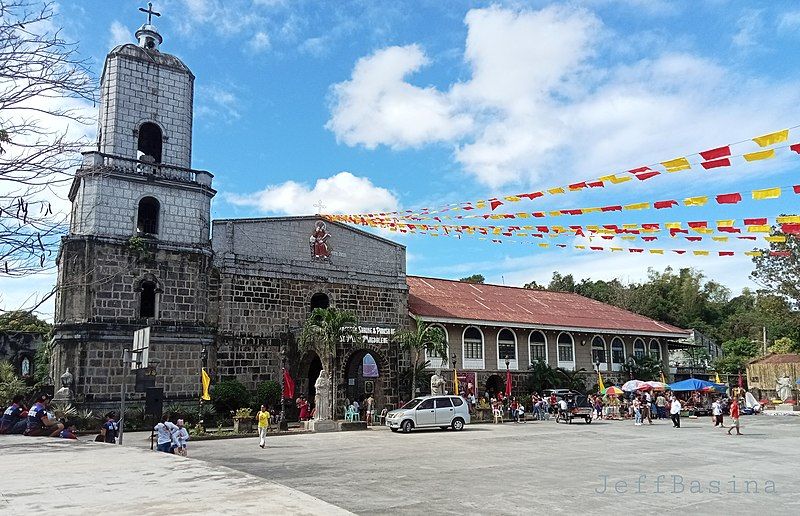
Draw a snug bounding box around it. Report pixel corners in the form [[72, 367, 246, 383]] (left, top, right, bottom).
[[51, 15, 689, 414]]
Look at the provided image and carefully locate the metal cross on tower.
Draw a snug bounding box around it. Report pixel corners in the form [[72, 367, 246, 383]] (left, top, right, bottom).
[[139, 2, 161, 25], [313, 200, 326, 214]]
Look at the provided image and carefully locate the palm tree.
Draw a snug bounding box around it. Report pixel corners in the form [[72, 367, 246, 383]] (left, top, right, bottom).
[[395, 315, 448, 400], [300, 307, 362, 419]]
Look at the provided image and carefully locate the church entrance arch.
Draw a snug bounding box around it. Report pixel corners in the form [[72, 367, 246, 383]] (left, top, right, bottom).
[[342, 348, 390, 414], [485, 374, 505, 398], [298, 351, 323, 410]]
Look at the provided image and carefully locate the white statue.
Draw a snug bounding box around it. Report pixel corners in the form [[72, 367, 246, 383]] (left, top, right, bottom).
[[776, 374, 793, 402], [314, 368, 332, 420], [430, 369, 446, 396]]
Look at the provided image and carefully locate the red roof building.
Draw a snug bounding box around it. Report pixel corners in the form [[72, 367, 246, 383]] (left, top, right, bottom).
[[407, 276, 688, 388]]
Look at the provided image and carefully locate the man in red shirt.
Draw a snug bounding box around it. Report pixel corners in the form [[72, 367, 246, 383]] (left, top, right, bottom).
[[727, 396, 742, 435]]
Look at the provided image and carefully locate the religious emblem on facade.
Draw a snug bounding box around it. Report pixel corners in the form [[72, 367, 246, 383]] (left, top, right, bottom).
[[310, 220, 332, 260]]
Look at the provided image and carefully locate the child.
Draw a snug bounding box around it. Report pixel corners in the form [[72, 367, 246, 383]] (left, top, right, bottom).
[[176, 419, 190, 456], [60, 422, 78, 440]]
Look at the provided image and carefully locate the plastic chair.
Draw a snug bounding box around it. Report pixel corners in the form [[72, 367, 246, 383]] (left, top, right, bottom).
[[345, 406, 360, 422], [493, 408, 504, 424]]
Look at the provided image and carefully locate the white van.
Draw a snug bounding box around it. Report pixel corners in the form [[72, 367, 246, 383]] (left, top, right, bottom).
[[385, 395, 471, 433]]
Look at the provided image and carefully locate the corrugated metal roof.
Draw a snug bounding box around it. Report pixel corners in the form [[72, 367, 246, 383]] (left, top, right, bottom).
[[749, 353, 800, 365], [407, 276, 687, 336]]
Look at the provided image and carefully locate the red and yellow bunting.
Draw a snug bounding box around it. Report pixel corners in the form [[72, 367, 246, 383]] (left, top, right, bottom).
[[348, 128, 799, 219]]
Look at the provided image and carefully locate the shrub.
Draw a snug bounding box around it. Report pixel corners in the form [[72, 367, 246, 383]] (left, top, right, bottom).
[[211, 379, 250, 415], [255, 380, 281, 411]]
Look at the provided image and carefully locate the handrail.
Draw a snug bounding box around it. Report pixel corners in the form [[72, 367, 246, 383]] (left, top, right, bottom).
[[80, 151, 213, 186]]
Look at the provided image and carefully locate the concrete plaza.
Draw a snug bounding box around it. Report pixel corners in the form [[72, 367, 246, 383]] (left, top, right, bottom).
[[183, 415, 799, 515]]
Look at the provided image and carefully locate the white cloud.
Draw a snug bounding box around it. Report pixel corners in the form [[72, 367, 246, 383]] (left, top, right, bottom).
[[732, 10, 764, 49], [0, 273, 57, 322], [225, 171, 399, 215], [326, 45, 473, 149], [108, 20, 130, 48], [326, 5, 800, 189], [778, 10, 800, 32], [195, 84, 241, 122], [248, 31, 271, 53]]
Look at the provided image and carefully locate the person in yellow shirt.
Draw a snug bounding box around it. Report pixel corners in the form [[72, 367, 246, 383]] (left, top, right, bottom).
[[257, 405, 270, 449]]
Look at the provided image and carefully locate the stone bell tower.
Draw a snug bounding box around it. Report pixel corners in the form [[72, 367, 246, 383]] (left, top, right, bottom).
[[51, 5, 217, 405]]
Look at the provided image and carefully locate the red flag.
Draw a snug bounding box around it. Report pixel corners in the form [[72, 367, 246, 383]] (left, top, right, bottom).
[[700, 146, 731, 160], [701, 158, 730, 169], [634, 171, 660, 181], [587, 181, 605, 188], [642, 236, 658, 242], [590, 246, 603, 251], [490, 199, 503, 211], [719, 251, 734, 257], [686, 236, 702, 242], [688, 221, 708, 228], [569, 181, 587, 190], [794, 185, 800, 194], [744, 218, 767, 226], [790, 143, 800, 154], [654, 200, 678, 209], [715, 193, 742, 204], [505, 368, 512, 397], [601, 205, 622, 212], [718, 226, 741, 233], [781, 223, 800, 235], [283, 368, 295, 399], [629, 248, 644, 253], [519, 192, 544, 200], [628, 166, 651, 174], [673, 250, 686, 254]]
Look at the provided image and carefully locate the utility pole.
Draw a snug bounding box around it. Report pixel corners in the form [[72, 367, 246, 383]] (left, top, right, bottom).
[[763, 326, 767, 354]]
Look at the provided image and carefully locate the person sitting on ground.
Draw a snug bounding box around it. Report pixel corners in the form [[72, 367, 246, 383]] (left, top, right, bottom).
[[59, 422, 78, 440], [100, 411, 119, 444], [154, 413, 179, 453], [176, 419, 190, 456], [0, 395, 25, 434], [24, 395, 64, 437]]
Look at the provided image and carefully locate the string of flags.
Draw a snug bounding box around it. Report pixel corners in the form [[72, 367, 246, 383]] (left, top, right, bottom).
[[327, 184, 800, 224], [343, 127, 798, 219]]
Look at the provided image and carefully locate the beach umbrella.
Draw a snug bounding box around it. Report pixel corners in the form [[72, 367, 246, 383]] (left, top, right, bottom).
[[621, 379, 650, 391], [602, 386, 624, 395], [645, 381, 669, 391]]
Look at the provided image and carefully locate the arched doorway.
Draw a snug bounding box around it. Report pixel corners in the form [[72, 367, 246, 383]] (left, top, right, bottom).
[[485, 374, 505, 398], [298, 351, 323, 410], [310, 292, 330, 309], [344, 349, 385, 411]]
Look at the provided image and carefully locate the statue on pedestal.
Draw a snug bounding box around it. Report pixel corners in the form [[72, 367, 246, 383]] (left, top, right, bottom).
[[430, 368, 446, 396], [776, 374, 793, 402], [314, 368, 332, 420]]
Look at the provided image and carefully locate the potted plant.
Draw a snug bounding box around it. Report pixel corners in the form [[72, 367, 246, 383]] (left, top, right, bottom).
[[232, 407, 253, 434]]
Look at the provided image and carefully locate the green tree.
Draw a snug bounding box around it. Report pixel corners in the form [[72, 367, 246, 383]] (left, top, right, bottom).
[[523, 280, 544, 290], [750, 226, 800, 307], [768, 337, 798, 354], [459, 274, 485, 284], [526, 359, 559, 393], [622, 355, 662, 381], [300, 307, 362, 419], [547, 272, 576, 292], [210, 379, 250, 415], [0, 362, 28, 404], [714, 337, 761, 375], [256, 380, 281, 410], [0, 311, 52, 335], [395, 315, 447, 399]]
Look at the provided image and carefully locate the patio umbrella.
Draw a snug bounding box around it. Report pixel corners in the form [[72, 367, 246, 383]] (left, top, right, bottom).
[[645, 381, 669, 391], [621, 379, 650, 391], [602, 386, 624, 395], [668, 378, 717, 391]]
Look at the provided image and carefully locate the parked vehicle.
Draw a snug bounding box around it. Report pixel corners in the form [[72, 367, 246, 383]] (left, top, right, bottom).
[[386, 396, 470, 433], [555, 394, 594, 424]]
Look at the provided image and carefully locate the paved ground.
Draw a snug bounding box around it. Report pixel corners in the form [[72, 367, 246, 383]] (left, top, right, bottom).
[[158, 415, 799, 515], [0, 435, 349, 515]]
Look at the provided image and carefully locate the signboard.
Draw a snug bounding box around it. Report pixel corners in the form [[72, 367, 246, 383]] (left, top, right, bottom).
[[341, 326, 396, 345], [132, 327, 150, 370]]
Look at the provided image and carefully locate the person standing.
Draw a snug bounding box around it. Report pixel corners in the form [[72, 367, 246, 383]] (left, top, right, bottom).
[[655, 393, 667, 419], [154, 413, 179, 453], [101, 412, 119, 444], [641, 395, 652, 425], [176, 419, 190, 456], [365, 395, 375, 426], [670, 396, 682, 428], [727, 397, 742, 436], [712, 399, 724, 428], [633, 397, 642, 426], [257, 405, 270, 449], [297, 396, 310, 421]]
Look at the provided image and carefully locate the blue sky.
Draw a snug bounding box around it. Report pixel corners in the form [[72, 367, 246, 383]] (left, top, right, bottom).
[[3, 0, 800, 316]]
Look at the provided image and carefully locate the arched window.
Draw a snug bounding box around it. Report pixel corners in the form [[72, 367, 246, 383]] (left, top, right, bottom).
[[137, 122, 163, 163], [557, 332, 574, 369], [633, 338, 646, 359], [462, 326, 484, 369], [310, 292, 330, 309], [424, 324, 449, 370], [362, 353, 379, 378], [497, 328, 517, 370], [611, 337, 625, 371], [140, 280, 157, 319], [137, 196, 160, 235], [649, 339, 661, 360], [528, 331, 547, 365], [591, 336, 607, 371]]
